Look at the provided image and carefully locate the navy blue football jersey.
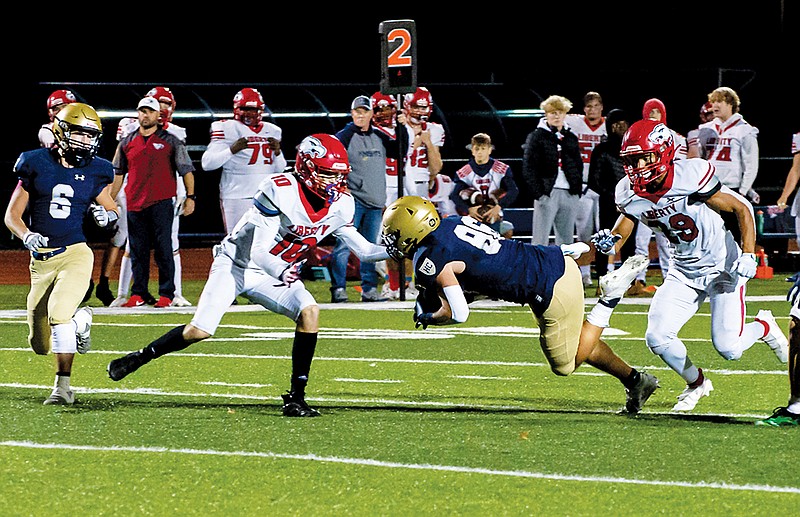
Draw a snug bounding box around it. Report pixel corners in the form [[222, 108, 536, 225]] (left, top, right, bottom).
[[14, 148, 114, 247], [413, 216, 566, 314]]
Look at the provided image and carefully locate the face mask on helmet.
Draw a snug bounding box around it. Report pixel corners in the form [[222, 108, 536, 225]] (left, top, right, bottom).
[[52, 103, 103, 167], [620, 120, 675, 191], [146, 86, 176, 124], [381, 196, 441, 260], [233, 88, 265, 128], [294, 134, 350, 203], [403, 87, 433, 124], [371, 93, 397, 128]]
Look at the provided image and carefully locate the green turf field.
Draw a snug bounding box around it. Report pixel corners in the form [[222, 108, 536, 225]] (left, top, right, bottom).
[[1, 274, 798, 515]]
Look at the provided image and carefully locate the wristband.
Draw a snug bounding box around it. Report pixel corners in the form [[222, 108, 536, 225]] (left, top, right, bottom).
[[186, 194, 197, 200]]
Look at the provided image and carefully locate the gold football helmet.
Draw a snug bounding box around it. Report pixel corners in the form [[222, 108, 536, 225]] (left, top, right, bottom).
[[52, 102, 103, 167], [381, 196, 441, 260]]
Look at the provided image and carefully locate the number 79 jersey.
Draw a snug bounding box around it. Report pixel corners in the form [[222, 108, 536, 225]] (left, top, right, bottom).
[[412, 216, 565, 314], [614, 157, 751, 282]]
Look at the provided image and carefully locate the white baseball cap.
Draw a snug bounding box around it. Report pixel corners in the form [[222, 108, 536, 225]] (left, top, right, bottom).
[[137, 97, 160, 111]]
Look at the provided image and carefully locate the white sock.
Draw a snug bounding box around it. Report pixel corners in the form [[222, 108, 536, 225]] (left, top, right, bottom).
[[586, 303, 613, 327], [56, 374, 71, 390], [580, 265, 590, 279], [118, 255, 132, 297], [173, 252, 183, 298], [656, 340, 700, 385]]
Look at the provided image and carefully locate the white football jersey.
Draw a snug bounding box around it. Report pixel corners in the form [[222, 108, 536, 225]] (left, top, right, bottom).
[[615, 158, 752, 285], [217, 171, 354, 276], [428, 174, 457, 217], [402, 122, 445, 198], [565, 114, 607, 183], [694, 113, 759, 193], [201, 119, 288, 199]]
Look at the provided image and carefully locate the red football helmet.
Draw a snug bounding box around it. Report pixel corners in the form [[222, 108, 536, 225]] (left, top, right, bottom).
[[620, 119, 676, 191], [403, 86, 433, 124], [371, 91, 397, 128], [294, 134, 351, 203], [700, 101, 714, 123], [46, 89, 77, 122], [233, 88, 265, 127], [146, 86, 176, 123]]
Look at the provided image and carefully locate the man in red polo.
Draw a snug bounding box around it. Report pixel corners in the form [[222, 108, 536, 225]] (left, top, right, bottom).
[[110, 97, 196, 307]]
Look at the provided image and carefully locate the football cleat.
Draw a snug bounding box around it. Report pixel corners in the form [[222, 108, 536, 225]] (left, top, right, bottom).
[[73, 306, 93, 354], [599, 255, 649, 301], [43, 385, 74, 405], [754, 309, 789, 363], [107, 350, 149, 381], [755, 407, 800, 427], [672, 374, 714, 411], [623, 372, 659, 414], [281, 392, 320, 417]]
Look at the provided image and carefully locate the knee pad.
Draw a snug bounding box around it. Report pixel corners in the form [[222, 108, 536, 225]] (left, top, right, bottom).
[[645, 329, 673, 356], [714, 342, 743, 361]]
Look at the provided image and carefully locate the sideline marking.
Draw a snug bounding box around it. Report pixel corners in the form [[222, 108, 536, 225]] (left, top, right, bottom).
[[2, 440, 798, 494]]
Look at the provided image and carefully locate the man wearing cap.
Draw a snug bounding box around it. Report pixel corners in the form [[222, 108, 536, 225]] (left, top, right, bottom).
[[110, 97, 196, 308], [329, 95, 398, 303]]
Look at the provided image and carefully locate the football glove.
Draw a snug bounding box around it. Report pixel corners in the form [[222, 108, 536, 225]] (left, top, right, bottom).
[[733, 252, 757, 279], [591, 229, 621, 255], [788, 272, 800, 305], [22, 231, 48, 252], [413, 309, 435, 330], [279, 260, 305, 286], [90, 203, 119, 228]]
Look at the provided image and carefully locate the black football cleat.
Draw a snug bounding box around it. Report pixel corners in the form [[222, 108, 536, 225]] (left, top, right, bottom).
[[281, 391, 321, 417], [107, 350, 148, 381]]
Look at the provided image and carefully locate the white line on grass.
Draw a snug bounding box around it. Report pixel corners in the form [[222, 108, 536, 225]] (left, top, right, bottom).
[[0, 382, 776, 419], [2, 440, 798, 494]]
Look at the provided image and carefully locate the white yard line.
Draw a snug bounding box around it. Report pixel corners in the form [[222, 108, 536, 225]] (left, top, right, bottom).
[[2, 440, 798, 494]]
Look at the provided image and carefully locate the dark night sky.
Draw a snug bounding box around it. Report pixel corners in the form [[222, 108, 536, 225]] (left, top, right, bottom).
[[3, 3, 796, 162]]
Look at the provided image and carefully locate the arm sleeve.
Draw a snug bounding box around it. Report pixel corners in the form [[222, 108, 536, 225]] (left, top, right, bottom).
[[739, 133, 759, 195], [442, 285, 470, 323], [334, 225, 390, 262]]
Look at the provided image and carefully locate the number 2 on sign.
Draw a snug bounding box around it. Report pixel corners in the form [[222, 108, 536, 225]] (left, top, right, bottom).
[[387, 28, 412, 67]]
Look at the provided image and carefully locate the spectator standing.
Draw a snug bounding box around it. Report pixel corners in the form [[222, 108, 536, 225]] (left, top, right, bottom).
[[5, 103, 116, 404], [100, 87, 193, 307], [451, 132, 519, 233], [587, 108, 632, 279], [38, 89, 77, 149], [593, 119, 787, 412], [775, 131, 800, 250], [330, 95, 396, 303], [107, 134, 391, 417], [686, 87, 760, 203], [522, 95, 583, 246], [111, 97, 196, 308], [201, 88, 286, 234], [565, 91, 606, 286]]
